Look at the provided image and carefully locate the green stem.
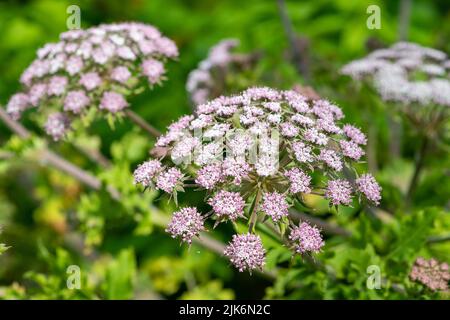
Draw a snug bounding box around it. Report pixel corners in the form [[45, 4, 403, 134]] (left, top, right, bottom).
[[248, 187, 262, 233], [406, 135, 429, 206]]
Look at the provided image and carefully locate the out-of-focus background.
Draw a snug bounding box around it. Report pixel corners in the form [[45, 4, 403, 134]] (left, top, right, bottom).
[[0, 0, 449, 299]]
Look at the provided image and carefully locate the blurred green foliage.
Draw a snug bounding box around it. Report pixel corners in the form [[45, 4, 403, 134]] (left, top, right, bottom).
[[0, 0, 449, 300]]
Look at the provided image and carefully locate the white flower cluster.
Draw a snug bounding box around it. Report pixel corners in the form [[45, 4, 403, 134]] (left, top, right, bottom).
[[341, 42, 450, 107]]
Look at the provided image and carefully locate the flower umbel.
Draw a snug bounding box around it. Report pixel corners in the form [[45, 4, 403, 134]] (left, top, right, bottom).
[[7, 22, 178, 140], [409, 257, 449, 291], [166, 207, 204, 244], [135, 87, 381, 271], [224, 233, 266, 272], [289, 222, 324, 254]]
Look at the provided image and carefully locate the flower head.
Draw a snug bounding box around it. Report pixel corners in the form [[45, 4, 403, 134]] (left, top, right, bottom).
[[64, 90, 90, 114], [260, 192, 289, 222], [166, 207, 204, 244], [356, 174, 382, 205], [195, 163, 224, 189], [208, 190, 245, 221], [325, 179, 353, 206], [289, 222, 324, 254], [44, 112, 71, 141], [136, 87, 380, 271], [186, 39, 242, 105], [7, 22, 178, 139], [133, 160, 163, 187], [410, 257, 449, 291], [6, 93, 29, 120], [285, 168, 311, 194], [100, 91, 128, 113], [224, 233, 266, 272], [156, 167, 183, 193], [342, 42, 450, 108]]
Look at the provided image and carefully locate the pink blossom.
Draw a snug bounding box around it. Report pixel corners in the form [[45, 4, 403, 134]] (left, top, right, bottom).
[[410, 257, 449, 291], [325, 179, 353, 206], [224, 233, 266, 272], [99, 91, 128, 113], [289, 222, 324, 254], [340, 140, 365, 160], [79, 72, 102, 91], [343, 124, 367, 145], [208, 190, 245, 221], [356, 174, 382, 205], [261, 192, 289, 222], [133, 160, 162, 187], [64, 90, 90, 114], [142, 59, 165, 84], [156, 167, 183, 193], [285, 168, 311, 194], [110, 66, 131, 83], [319, 149, 343, 171], [166, 207, 204, 244], [195, 163, 224, 190], [44, 113, 71, 141], [6, 93, 29, 120]]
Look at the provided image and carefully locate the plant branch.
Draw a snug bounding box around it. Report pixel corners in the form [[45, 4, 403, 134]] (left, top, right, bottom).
[[0, 106, 120, 200], [276, 0, 310, 81], [406, 135, 429, 205], [427, 234, 450, 244], [398, 0, 412, 41], [289, 210, 351, 237], [248, 187, 263, 233], [124, 109, 161, 138], [72, 141, 111, 168]]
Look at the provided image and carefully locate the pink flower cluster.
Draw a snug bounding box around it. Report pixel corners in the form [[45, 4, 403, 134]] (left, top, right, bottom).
[[224, 233, 266, 272], [410, 257, 449, 291], [186, 39, 240, 105], [6, 22, 178, 140], [208, 190, 246, 221], [134, 87, 381, 272], [166, 207, 204, 244], [289, 222, 324, 254]]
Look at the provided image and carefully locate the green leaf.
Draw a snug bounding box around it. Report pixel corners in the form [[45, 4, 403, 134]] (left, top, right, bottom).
[[104, 249, 136, 300]]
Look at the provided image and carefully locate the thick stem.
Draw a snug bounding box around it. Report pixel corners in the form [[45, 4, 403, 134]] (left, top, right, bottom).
[[406, 135, 429, 205], [0, 107, 120, 200], [72, 141, 111, 168], [248, 187, 263, 233], [427, 234, 450, 244], [398, 0, 412, 41], [388, 115, 401, 159], [0, 107, 30, 139], [124, 109, 161, 138], [276, 0, 310, 82], [366, 118, 378, 173]]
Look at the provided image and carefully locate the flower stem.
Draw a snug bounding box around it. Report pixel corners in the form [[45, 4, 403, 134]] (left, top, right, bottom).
[[0, 106, 120, 200], [248, 187, 262, 233], [276, 0, 310, 82], [406, 135, 429, 206], [124, 109, 161, 138]]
